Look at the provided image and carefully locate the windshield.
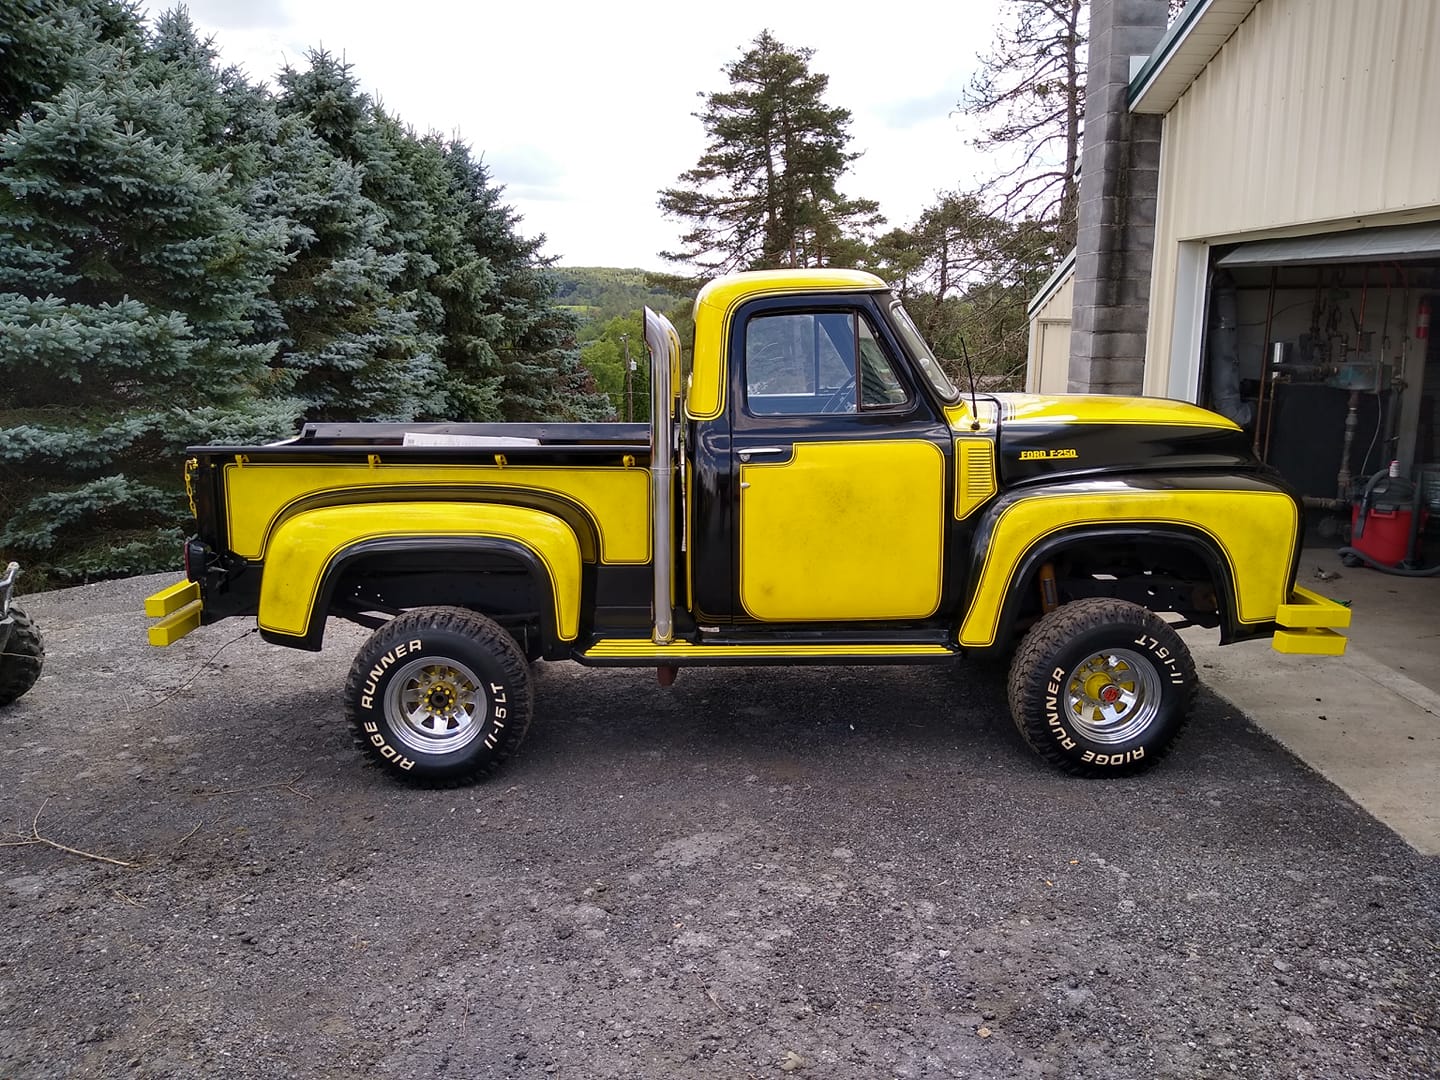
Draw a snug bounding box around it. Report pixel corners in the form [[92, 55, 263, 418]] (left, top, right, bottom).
[[888, 298, 959, 403]]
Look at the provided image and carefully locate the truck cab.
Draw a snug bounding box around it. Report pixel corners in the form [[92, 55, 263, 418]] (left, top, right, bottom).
[[685, 271, 963, 630]]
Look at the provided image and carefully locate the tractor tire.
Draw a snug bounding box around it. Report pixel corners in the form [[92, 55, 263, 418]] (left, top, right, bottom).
[[0, 605, 43, 707]]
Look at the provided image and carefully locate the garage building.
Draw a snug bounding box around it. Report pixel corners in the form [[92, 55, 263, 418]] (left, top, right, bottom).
[[1030, 0, 1440, 533]]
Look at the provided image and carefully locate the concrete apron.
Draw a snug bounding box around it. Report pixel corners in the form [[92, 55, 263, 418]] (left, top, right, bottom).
[[1183, 554, 1440, 854]]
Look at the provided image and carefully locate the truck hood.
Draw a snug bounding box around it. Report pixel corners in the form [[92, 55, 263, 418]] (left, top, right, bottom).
[[949, 393, 1256, 484]]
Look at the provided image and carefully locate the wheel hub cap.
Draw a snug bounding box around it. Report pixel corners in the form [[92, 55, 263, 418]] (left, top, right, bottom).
[[1064, 648, 1162, 745], [384, 656, 487, 755]]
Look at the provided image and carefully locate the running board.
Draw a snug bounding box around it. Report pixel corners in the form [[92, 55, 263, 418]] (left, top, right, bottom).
[[581, 639, 957, 664]]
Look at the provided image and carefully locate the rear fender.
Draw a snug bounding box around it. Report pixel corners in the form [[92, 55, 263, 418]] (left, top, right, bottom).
[[257, 502, 583, 650]]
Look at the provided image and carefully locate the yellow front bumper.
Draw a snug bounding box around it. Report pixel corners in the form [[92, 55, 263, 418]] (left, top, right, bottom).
[[1272, 585, 1350, 656], [144, 579, 202, 646]]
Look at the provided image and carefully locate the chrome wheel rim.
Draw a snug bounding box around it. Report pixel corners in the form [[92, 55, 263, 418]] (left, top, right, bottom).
[[384, 656, 487, 755], [1063, 647, 1162, 744]]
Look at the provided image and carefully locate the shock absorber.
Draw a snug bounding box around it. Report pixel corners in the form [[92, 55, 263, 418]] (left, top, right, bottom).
[[1038, 562, 1059, 613]]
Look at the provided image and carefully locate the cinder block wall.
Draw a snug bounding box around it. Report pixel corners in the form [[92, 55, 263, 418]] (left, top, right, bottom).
[[1068, 0, 1170, 394]]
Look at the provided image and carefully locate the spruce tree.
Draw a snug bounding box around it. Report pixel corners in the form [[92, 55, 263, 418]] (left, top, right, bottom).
[[0, 7, 294, 580], [432, 141, 608, 422], [0, 4, 612, 581], [0, 0, 128, 128], [271, 50, 440, 421]]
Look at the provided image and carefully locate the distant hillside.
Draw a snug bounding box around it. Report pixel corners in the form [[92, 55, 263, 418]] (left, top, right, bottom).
[[552, 267, 693, 331]]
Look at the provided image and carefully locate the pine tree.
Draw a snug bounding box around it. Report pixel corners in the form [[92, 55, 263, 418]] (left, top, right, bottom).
[[962, 0, 1087, 250], [271, 50, 441, 421], [433, 141, 608, 422], [0, 5, 295, 580], [868, 194, 1056, 389], [659, 30, 882, 273], [0, 0, 134, 128], [0, 5, 612, 581]]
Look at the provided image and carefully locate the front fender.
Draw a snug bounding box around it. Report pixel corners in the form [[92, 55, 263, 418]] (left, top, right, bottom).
[[957, 474, 1301, 648], [258, 502, 584, 644]]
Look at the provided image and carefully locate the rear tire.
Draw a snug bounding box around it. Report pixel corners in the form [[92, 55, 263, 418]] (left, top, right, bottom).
[[1007, 598, 1196, 776], [345, 606, 532, 787], [0, 605, 44, 707]]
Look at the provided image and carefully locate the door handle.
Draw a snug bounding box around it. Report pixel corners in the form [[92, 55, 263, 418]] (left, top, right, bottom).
[[738, 446, 787, 462]]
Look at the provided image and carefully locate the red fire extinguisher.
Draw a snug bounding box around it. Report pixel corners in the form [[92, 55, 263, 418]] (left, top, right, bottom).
[[1418, 298, 1431, 340]]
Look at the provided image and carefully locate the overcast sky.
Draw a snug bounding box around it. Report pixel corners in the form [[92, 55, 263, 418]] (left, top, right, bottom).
[[137, 0, 1007, 269]]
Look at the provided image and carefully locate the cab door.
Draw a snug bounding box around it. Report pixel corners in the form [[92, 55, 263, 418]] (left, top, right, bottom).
[[732, 299, 949, 624]]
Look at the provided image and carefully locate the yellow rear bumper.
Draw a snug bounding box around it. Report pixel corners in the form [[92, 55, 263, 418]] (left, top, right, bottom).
[[144, 579, 202, 646], [1272, 585, 1350, 656]]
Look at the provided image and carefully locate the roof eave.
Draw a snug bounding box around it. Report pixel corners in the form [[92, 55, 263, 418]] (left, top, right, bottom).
[[1128, 0, 1261, 116], [1027, 248, 1077, 319]]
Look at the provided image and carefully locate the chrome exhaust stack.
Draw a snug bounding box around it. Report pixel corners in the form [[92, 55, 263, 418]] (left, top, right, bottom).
[[643, 307, 681, 645]]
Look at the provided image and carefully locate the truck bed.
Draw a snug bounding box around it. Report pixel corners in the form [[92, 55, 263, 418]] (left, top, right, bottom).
[[186, 421, 656, 574]]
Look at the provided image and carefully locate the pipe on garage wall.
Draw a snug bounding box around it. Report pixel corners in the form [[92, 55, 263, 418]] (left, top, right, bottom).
[[1207, 272, 1255, 427]]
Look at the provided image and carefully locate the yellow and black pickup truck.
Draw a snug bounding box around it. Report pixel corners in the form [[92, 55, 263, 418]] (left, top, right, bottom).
[[146, 269, 1350, 785]]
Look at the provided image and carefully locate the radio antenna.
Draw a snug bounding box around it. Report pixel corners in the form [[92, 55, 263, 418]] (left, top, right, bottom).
[[960, 337, 982, 432]]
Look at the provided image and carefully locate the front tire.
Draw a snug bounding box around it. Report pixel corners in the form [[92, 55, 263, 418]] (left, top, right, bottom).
[[1007, 598, 1196, 776], [0, 605, 44, 707], [344, 606, 532, 786]]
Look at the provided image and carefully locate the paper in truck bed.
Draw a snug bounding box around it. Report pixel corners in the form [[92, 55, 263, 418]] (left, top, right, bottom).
[[401, 432, 542, 447]]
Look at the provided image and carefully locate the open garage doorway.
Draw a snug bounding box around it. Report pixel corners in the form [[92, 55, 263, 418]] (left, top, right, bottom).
[[1195, 223, 1440, 561]]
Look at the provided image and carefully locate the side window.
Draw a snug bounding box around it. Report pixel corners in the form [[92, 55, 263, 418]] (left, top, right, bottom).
[[745, 311, 908, 415], [858, 318, 908, 408]]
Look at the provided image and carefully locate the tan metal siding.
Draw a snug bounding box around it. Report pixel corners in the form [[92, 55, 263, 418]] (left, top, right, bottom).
[[1025, 270, 1074, 394], [1146, 0, 1440, 395]]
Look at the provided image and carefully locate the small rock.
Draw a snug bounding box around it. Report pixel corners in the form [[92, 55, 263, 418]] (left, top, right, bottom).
[[780, 1050, 806, 1071], [1272, 959, 1292, 973], [977, 1026, 993, 1039], [1284, 1015, 1316, 1036], [4, 876, 43, 901]]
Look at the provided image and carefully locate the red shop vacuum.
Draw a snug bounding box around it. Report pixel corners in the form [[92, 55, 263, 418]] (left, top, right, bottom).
[[1338, 464, 1440, 576]]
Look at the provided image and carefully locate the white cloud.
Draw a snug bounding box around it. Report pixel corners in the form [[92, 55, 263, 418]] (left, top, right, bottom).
[[139, 0, 1009, 268], [181, 0, 292, 31], [482, 146, 569, 202]]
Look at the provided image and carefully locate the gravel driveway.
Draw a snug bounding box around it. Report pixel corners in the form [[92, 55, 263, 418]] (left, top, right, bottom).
[[1, 575, 1437, 1079]]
